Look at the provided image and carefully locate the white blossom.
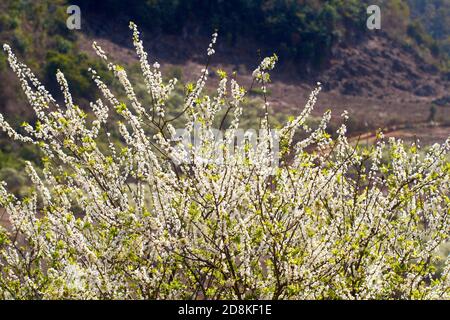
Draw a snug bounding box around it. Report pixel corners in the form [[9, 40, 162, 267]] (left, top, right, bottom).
[[0, 23, 448, 300]]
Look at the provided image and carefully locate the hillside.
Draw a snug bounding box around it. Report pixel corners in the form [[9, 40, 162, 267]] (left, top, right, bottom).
[[0, 0, 449, 177], [78, 30, 449, 134]]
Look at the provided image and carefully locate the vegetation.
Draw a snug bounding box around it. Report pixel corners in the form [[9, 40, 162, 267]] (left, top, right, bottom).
[[0, 0, 110, 104], [78, 0, 366, 67], [0, 24, 448, 299], [408, 0, 450, 69], [1, 1, 448, 101], [0, 0, 112, 174]]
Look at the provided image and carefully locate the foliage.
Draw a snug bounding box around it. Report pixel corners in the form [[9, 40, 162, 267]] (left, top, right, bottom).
[[408, 0, 450, 41], [0, 0, 112, 171], [78, 0, 367, 67], [407, 0, 450, 66], [0, 0, 108, 104], [0, 24, 449, 299]]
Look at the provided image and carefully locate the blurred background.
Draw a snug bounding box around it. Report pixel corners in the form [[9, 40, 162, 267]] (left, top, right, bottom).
[[0, 0, 449, 193]]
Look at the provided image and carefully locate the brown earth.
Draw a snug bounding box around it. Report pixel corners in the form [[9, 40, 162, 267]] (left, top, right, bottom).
[[78, 31, 449, 143], [349, 122, 450, 146]]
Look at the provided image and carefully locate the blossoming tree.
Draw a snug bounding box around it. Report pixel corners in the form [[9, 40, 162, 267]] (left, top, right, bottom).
[[0, 23, 449, 299]]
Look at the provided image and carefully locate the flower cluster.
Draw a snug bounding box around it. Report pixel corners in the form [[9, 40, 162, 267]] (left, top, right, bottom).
[[207, 32, 218, 56], [0, 24, 449, 300], [252, 54, 278, 85]]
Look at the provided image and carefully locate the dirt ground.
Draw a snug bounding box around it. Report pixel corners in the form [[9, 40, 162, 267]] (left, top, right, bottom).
[[78, 34, 450, 145]]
